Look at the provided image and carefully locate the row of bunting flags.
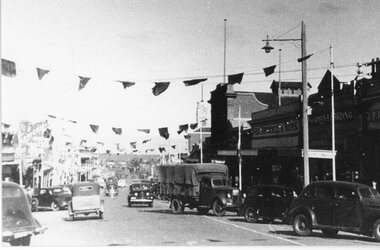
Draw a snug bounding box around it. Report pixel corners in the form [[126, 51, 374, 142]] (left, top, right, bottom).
[[2, 58, 280, 96]]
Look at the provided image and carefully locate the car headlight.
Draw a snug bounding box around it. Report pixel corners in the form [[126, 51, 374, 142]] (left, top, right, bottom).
[[146, 192, 150, 196], [134, 192, 138, 196], [227, 193, 231, 199], [243, 193, 246, 198]]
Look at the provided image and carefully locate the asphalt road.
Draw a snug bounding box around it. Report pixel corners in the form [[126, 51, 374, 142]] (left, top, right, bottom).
[[20, 188, 379, 246]]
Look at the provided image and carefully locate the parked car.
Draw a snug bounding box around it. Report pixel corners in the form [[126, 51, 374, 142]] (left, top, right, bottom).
[[2, 182, 47, 246], [284, 181, 380, 242], [127, 182, 154, 207], [31, 186, 72, 212], [241, 185, 297, 223], [68, 182, 104, 220]]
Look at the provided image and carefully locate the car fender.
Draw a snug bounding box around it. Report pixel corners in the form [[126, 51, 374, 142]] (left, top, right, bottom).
[[287, 205, 316, 226]]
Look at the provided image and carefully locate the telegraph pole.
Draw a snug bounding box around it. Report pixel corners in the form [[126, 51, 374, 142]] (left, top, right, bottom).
[[330, 45, 336, 181]]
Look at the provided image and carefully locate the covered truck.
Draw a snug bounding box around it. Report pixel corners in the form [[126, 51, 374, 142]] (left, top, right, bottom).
[[157, 163, 240, 216]]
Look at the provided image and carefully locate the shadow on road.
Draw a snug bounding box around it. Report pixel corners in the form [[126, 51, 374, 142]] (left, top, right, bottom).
[[228, 218, 283, 225], [272, 230, 377, 243], [62, 216, 105, 222]]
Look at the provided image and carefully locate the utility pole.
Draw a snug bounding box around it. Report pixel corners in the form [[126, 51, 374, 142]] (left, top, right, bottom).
[[238, 106, 242, 191], [279, 49, 282, 106], [330, 45, 336, 181]]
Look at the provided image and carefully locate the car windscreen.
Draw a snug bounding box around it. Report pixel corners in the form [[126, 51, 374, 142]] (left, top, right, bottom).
[[359, 187, 380, 198], [212, 178, 230, 187], [131, 184, 150, 191]]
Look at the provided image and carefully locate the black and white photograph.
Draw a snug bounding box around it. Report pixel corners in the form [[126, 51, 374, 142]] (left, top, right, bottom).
[[1, 0, 380, 247]]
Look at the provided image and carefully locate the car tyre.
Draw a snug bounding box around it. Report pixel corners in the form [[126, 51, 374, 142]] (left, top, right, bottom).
[[212, 199, 226, 217], [321, 229, 339, 237], [70, 214, 74, 221], [51, 201, 60, 211], [148, 202, 153, 207], [197, 207, 209, 215], [99, 211, 103, 219], [171, 199, 183, 214], [10, 236, 31, 246], [373, 219, 380, 242], [293, 214, 312, 236], [244, 206, 258, 223]]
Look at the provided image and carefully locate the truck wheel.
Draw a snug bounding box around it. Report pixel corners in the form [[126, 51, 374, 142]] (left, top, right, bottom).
[[212, 199, 226, 217], [373, 219, 380, 242], [51, 201, 60, 211], [321, 229, 339, 237], [10, 236, 31, 246], [293, 214, 312, 236], [244, 206, 258, 223], [171, 199, 183, 214], [197, 207, 209, 215]]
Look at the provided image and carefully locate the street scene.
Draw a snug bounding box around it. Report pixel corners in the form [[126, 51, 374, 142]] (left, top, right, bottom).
[[2, 0, 380, 247]]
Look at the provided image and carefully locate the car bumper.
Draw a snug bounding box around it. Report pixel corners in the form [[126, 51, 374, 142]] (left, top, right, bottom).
[[129, 198, 153, 203]]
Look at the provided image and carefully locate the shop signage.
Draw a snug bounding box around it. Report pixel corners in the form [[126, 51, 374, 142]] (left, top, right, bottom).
[[309, 111, 353, 125], [252, 119, 299, 137], [302, 149, 336, 159]]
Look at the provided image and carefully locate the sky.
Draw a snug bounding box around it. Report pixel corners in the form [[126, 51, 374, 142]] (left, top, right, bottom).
[[1, 0, 380, 151]]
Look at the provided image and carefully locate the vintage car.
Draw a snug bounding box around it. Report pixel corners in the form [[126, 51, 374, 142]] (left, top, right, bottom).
[[68, 182, 104, 220], [284, 181, 380, 242], [127, 182, 154, 207], [105, 182, 118, 196], [241, 185, 297, 223], [2, 182, 47, 246], [31, 186, 72, 212]]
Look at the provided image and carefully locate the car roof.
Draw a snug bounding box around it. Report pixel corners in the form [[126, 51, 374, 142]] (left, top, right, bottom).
[[308, 181, 370, 189], [2, 181, 21, 189]]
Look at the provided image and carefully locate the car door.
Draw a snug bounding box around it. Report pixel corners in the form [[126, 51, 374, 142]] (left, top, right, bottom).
[[199, 177, 213, 206], [269, 187, 286, 219], [39, 189, 50, 207], [313, 185, 334, 226], [333, 186, 361, 228]]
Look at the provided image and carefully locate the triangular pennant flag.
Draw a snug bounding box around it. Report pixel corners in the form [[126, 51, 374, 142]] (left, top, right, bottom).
[[89, 124, 99, 133], [177, 124, 189, 134], [96, 141, 104, 146], [49, 136, 55, 145], [65, 142, 71, 146], [11, 134, 18, 146], [142, 139, 151, 144], [152, 82, 170, 96], [158, 127, 169, 140], [118, 81, 135, 89], [78, 76, 91, 90], [130, 142, 137, 149], [183, 78, 207, 87], [171, 145, 176, 149], [145, 149, 154, 153], [112, 127, 122, 135], [68, 120, 77, 123], [2, 123, 11, 129], [297, 54, 313, 63], [228, 72, 244, 85], [158, 147, 166, 153], [190, 123, 198, 130], [263, 65, 276, 77], [1, 59, 16, 77], [48, 114, 56, 119], [137, 129, 150, 134], [184, 135, 190, 139], [90, 147, 97, 153], [36, 67, 50, 80], [43, 129, 51, 138], [80, 139, 87, 146]]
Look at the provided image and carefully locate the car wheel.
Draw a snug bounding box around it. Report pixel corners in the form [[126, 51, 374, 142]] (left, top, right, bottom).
[[373, 219, 380, 242], [293, 214, 312, 236], [148, 202, 153, 207], [70, 214, 74, 221], [99, 211, 104, 219], [321, 229, 339, 237], [244, 206, 258, 223], [51, 201, 60, 211], [31, 198, 39, 212], [212, 199, 226, 217], [171, 199, 183, 214], [10, 236, 31, 246], [197, 207, 209, 215]]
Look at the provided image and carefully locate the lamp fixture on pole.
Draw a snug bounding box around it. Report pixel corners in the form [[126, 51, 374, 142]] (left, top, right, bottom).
[[262, 21, 310, 187]]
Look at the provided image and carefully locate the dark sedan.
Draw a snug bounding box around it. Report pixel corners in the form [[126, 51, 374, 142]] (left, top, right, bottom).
[[241, 185, 297, 223], [127, 183, 154, 207], [31, 186, 71, 212]]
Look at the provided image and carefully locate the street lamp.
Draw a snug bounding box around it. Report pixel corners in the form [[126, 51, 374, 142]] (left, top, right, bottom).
[[262, 21, 311, 187]]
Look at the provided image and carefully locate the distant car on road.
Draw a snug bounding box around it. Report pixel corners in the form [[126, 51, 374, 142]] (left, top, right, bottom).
[[31, 186, 72, 212], [117, 179, 127, 188], [127, 182, 154, 207], [284, 181, 380, 242], [2, 182, 47, 246], [241, 185, 297, 223]]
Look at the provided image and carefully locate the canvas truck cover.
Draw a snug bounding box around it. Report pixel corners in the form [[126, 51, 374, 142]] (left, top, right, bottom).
[[157, 163, 228, 186]]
